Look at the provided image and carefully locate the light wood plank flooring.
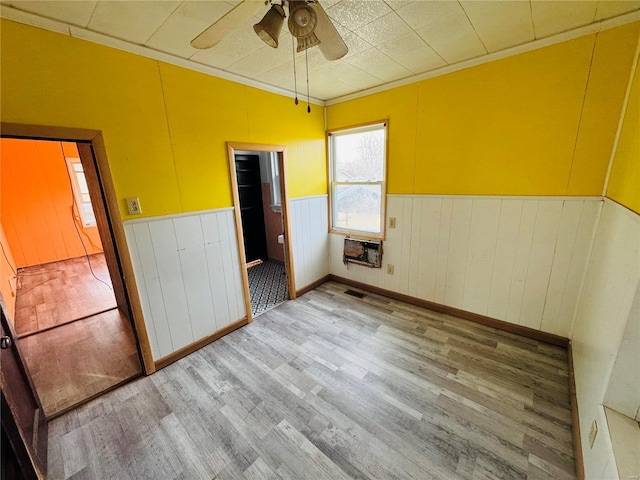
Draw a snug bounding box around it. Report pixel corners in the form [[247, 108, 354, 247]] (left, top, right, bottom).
[[21, 309, 141, 418], [15, 254, 117, 337], [48, 281, 576, 479]]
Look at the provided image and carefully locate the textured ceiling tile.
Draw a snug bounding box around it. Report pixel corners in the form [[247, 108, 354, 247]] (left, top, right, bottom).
[[326, 0, 393, 30], [383, 0, 414, 11], [317, 0, 341, 10], [10, 0, 97, 27], [260, 61, 297, 87], [461, 0, 534, 52], [594, 0, 640, 20], [315, 61, 380, 89], [340, 31, 375, 59], [264, 64, 349, 101], [309, 71, 355, 99], [346, 48, 413, 82], [226, 44, 292, 77], [88, 1, 180, 44], [395, 1, 463, 30], [354, 11, 412, 46], [531, 1, 599, 38], [146, 1, 236, 58], [304, 47, 335, 72], [416, 13, 487, 64], [378, 31, 446, 73]]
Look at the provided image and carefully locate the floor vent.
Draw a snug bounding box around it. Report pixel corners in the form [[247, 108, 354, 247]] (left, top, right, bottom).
[[344, 289, 366, 299]]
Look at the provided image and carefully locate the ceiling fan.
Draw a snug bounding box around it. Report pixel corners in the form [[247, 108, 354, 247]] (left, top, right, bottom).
[[190, 0, 349, 61]]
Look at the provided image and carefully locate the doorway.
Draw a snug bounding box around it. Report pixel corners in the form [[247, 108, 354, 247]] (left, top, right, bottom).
[[0, 135, 143, 418], [227, 144, 296, 319]]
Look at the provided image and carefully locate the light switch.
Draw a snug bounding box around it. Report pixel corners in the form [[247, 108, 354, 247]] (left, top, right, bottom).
[[389, 217, 396, 228], [126, 197, 142, 215]]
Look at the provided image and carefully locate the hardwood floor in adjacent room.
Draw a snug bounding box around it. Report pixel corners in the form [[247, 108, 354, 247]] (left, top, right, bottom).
[[21, 309, 142, 418], [12, 253, 141, 418], [47, 281, 576, 480], [14, 254, 117, 337]]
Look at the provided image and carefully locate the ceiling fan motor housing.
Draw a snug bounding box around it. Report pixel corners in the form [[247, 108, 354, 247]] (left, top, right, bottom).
[[288, 1, 317, 38]]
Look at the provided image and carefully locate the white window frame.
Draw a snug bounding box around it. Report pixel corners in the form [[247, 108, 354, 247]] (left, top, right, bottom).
[[328, 121, 387, 238], [65, 157, 97, 228], [268, 151, 282, 211]]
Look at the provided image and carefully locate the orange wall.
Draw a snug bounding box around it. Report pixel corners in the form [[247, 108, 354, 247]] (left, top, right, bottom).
[[1, 138, 103, 267]]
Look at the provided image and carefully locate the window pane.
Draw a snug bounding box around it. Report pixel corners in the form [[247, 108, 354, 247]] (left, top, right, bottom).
[[73, 163, 83, 172], [81, 193, 91, 203], [76, 172, 89, 194], [82, 203, 96, 225], [334, 129, 385, 182], [334, 184, 381, 233]]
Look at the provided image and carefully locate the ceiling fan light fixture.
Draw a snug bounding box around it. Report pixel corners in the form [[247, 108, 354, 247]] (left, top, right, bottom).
[[253, 3, 286, 48], [296, 31, 321, 53], [288, 1, 317, 38]]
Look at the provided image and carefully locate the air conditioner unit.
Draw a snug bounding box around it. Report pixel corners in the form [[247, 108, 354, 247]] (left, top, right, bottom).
[[343, 237, 382, 268]]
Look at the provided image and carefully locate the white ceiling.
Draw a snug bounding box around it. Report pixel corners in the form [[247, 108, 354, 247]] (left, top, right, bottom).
[[2, 1, 640, 102]]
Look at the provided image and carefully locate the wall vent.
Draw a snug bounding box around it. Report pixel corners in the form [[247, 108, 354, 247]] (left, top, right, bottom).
[[343, 237, 382, 268], [344, 289, 366, 299]]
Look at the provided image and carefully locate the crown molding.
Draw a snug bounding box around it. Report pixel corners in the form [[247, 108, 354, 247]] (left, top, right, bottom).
[[2, 5, 639, 107]]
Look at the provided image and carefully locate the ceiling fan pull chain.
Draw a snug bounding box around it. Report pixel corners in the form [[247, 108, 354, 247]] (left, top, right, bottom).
[[306, 45, 311, 113], [292, 35, 299, 105]]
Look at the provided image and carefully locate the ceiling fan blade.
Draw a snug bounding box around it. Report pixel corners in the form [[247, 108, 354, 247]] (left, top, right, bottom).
[[191, 0, 264, 49], [309, 0, 348, 60]]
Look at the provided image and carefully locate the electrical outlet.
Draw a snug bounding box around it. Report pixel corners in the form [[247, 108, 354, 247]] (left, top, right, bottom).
[[387, 264, 394, 275], [589, 420, 598, 448], [389, 217, 396, 228], [126, 197, 142, 215]]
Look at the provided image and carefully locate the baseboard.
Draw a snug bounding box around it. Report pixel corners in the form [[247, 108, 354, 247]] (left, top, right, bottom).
[[296, 275, 331, 298], [328, 275, 570, 348], [154, 317, 249, 371], [568, 341, 585, 479]]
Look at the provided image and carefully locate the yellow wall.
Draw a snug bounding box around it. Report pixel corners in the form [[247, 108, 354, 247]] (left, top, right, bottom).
[[606, 52, 640, 214], [0, 20, 326, 220], [327, 22, 640, 196], [2, 18, 638, 213]]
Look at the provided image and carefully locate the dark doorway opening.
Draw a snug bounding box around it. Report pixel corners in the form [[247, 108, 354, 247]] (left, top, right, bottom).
[[232, 149, 291, 317]]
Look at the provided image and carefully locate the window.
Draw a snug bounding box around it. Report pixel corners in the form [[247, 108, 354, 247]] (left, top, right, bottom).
[[66, 158, 97, 227], [268, 152, 281, 210], [329, 122, 387, 236]]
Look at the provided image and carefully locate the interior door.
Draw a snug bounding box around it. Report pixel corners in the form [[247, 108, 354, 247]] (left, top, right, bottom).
[[0, 307, 47, 479], [235, 154, 268, 263]]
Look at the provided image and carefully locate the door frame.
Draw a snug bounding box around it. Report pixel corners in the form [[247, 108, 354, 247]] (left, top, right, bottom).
[[1, 122, 155, 374], [227, 142, 296, 322]]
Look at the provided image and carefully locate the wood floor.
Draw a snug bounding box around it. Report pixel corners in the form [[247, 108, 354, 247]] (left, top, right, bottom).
[[13, 254, 140, 418], [21, 309, 142, 418], [15, 254, 117, 337], [47, 281, 576, 480]]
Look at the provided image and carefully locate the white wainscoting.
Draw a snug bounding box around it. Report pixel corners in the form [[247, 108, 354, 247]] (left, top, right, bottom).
[[124, 208, 245, 360], [571, 198, 640, 480], [330, 195, 601, 337], [289, 195, 330, 291]]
